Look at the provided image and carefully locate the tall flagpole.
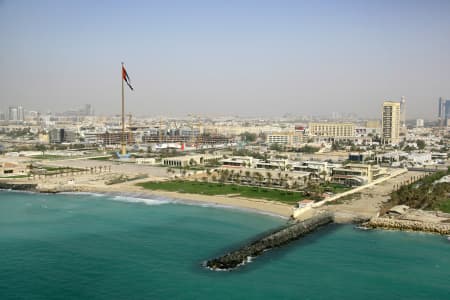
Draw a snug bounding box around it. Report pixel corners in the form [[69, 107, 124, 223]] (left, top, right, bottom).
[[121, 62, 126, 155]]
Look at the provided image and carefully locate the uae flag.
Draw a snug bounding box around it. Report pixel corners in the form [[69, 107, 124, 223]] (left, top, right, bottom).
[[122, 65, 134, 91]]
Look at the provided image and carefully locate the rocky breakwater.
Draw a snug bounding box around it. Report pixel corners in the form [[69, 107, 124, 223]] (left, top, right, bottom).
[[364, 217, 450, 235], [205, 212, 334, 271], [0, 182, 37, 191]]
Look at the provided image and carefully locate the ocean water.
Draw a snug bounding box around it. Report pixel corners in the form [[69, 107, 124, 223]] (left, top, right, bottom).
[[0, 191, 449, 300]]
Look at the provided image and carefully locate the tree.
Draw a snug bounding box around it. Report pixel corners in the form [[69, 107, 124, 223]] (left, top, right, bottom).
[[240, 131, 257, 142], [266, 172, 272, 187], [416, 139, 426, 150], [189, 158, 197, 166], [36, 144, 47, 156], [331, 141, 340, 151], [270, 143, 283, 151]]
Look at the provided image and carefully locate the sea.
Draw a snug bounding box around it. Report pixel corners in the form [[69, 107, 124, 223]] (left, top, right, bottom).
[[0, 191, 449, 300]]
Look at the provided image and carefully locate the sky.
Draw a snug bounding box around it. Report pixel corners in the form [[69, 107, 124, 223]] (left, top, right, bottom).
[[1, 0, 450, 119]]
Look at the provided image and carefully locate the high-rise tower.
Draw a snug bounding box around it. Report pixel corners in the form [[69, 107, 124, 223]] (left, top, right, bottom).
[[382, 101, 401, 145]]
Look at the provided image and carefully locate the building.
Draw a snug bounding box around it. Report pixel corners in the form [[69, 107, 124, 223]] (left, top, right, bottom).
[[438, 97, 450, 126], [8, 107, 18, 121], [17, 106, 24, 122], [332, 164, 386, 186], [221, 156, 254, 168], [308, 122, 355, 140], [382, 101, 401, 145], [416, 119, 424, 128], [96, 131, 134, 145], [163, 154, 222, 167], [266, 131, 305, 145], [49, 128, 78, 143], [292, 161, 341, 178], [0, 161, 28, 176]]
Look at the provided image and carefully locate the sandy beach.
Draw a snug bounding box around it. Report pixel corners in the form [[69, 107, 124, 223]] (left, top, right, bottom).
[[77, 181, 294, 218]]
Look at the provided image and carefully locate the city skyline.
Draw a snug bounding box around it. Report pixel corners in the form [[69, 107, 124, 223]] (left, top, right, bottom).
[[1, 0, 450, 118]]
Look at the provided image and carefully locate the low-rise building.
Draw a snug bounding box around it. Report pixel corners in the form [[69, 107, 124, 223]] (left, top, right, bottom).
[[292, 161, 340, 176], [221, 156, 253, 168], [163, 154, 222, 167], [332, 163, 386, 186], [0, 161, 28, 176], [266, 131, 305, 145], [308, 122, 355, 140]]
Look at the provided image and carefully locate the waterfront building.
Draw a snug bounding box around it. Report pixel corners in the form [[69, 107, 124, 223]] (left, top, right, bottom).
[[308, 122, 355, 140], [292, 161, 341, 177], [382, 101, 401, 145], [221, 156, 254, 168], [0, 161, 28, 176], [332, 164, 386, 186], [163, 154, 222, 167]]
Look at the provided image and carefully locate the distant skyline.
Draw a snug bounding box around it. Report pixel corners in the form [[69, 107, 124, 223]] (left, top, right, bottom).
[[1, 0, 450, 119]]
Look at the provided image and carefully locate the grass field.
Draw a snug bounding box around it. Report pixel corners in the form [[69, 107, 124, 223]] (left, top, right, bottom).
[[31, 155, 68, 160], [88, 156, 112, 161], [437, 199, 450, 213], [137, 180, 305, 204]]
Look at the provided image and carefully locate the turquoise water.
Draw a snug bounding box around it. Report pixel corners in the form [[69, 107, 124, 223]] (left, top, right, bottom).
[[0, 191, 449, 300]]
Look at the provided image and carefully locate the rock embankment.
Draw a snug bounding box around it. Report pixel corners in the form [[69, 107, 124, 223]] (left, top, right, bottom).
[[0, 182, 37, 191], [364, 217, 450, 235], [206, 212, 334, 270]]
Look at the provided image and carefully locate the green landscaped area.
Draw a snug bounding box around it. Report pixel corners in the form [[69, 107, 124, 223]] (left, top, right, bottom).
[[437, 199, 450, 213], [137, 181, 306, 204], [88, 156, 112, 161], [386, 169, 450, 213], [324, 183, 350, 194], [31, 155, 76, 160]]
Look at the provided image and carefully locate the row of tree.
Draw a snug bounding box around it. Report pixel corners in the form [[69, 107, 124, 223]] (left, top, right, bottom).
[[386, 169, 450, 212]]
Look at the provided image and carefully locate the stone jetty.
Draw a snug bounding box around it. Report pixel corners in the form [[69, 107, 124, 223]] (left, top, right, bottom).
[[364, 217, 450, 235], [206, 212, 334, 270]]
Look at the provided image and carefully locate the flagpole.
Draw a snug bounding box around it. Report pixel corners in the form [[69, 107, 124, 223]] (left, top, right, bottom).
[[121, 62, 126, 155]]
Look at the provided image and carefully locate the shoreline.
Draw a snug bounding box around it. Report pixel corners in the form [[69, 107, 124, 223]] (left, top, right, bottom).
[[0, 181, 294, 219], [78, 184, 294, 219]]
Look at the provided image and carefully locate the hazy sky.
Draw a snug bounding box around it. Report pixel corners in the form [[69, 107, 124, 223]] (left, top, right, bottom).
[[1, 0, 450, 119]]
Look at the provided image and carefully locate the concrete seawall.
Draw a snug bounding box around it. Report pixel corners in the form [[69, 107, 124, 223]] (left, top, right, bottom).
[[206, 212, 334, 270], [364, 217, 450, 235]]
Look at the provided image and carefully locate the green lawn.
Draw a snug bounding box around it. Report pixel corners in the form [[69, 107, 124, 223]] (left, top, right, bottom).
[[322, 183, 350, 194], [137, 180, 305, 204], [31, 155, 70, 160], [437, 199, 450, 213], [88, 156, 112, 161]]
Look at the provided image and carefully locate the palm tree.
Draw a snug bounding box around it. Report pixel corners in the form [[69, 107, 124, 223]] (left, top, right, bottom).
[[245, 171, 251, 184], [229, 170, 235, 184], [235, 173, 241, 186], [266, 172, 272, 187]]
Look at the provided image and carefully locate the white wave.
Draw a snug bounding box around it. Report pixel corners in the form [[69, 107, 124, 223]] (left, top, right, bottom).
[[60, 192, 105, 197], [169, 199, 288, 219], [111, 195, 168, 206]]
